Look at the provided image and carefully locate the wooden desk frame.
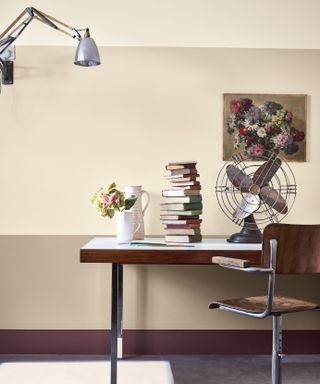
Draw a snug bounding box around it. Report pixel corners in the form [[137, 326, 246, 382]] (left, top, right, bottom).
[[80, 237, 262, 384]]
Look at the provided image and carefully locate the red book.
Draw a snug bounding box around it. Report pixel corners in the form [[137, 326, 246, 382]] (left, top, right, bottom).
[[164, 224, 201, 229]]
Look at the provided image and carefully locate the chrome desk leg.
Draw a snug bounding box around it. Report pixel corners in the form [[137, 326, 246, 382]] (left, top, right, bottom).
[[118, 264, 123, 359], [111, 263, 123, 384]]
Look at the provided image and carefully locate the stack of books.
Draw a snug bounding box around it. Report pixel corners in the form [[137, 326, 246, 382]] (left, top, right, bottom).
[[161, 161, 202, 243]]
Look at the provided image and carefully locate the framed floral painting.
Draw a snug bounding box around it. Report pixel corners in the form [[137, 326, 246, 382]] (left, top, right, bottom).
[[223, 93, 307, 161]]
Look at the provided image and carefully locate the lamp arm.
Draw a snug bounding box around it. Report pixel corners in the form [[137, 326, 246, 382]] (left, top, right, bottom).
[[0, 9, 29, 41], [28, 7, 82, 39], [0, 7, 82, 56]]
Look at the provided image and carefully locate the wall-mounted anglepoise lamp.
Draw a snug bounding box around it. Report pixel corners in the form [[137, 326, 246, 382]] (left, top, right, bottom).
[[0, 6, 100, 87]]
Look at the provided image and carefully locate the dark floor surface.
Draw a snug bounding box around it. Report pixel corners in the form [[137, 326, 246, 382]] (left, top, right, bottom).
[[1, 354, 320, 383]]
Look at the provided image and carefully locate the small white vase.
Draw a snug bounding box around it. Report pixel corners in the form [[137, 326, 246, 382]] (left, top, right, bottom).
[[116, 211, 136, 243]]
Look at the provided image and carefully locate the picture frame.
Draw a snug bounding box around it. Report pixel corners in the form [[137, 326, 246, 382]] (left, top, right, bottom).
[[223, 93, 307, 162]]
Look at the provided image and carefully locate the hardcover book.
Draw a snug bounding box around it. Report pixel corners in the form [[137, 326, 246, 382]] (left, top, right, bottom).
[[164, 223, 201, 229], [165, 234, 203, 243], [160, 210, 202, 216], [160, 218, 202, 224], [160, 202, 203, 211], [171, 181, 200, 187], [166, 161, 197, 170], [162, 189, 201, 197], [164, 228, 201, 235], [160, 216, 201, 222], [161, 195, 202, 204], [164, 174, 199, 180], [170, 168, 198, 176], [170, 185, 201, 190]]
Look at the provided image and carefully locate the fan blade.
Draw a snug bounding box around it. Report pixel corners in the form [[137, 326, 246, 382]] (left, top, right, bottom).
[[226, 165, 253, 192], [233, 193, 260, 220], [260, 186, 288, 214], [253, 156, 282, 187]]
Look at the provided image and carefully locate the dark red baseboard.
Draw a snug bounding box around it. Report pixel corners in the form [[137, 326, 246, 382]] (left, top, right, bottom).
[[0, 330, 320, 355]]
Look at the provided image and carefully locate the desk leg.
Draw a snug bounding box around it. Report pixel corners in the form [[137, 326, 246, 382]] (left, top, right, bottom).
[[110, 264, 124, 384], [118, 264, 123, 359]]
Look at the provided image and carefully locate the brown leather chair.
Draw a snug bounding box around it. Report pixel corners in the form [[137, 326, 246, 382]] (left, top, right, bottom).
[[209, 224, 320, 384]]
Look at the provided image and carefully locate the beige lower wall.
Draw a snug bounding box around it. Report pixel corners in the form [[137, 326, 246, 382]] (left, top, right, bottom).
[[0, 47, 320, 330], [0, 236, 319, 330]]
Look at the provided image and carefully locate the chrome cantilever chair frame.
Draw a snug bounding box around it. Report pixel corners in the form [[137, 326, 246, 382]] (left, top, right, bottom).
[[215, 239, 283, 384], [211, 236, 319, 384]]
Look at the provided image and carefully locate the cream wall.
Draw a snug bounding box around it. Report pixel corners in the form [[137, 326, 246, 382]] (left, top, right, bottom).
[[0, 46, 319, 330], [0, 47, 319, 235], [2, 0, 320, 49]]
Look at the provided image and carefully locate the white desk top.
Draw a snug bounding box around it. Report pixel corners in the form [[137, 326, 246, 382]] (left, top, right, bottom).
[[82, 237, 262, 251]]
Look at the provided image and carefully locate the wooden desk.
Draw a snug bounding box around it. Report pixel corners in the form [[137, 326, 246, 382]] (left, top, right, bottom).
[[80, 237, 262, 384]]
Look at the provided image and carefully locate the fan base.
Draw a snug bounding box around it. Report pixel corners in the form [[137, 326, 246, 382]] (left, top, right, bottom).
[[227, 215, 262, 243], [227, 229, 262, 244]]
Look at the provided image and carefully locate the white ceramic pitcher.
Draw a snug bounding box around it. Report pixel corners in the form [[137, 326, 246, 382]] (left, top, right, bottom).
[[125, 185, 150, 240]]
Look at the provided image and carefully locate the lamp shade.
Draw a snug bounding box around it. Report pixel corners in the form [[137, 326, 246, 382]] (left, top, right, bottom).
[[74, 30, 100, 67]]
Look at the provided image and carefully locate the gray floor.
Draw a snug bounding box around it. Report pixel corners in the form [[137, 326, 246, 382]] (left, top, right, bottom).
[[1, 355, 320, 383], [169, 355, 320, 384]]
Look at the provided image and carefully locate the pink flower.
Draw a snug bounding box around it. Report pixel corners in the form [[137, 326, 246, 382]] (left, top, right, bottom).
[[102, 195, 111, 208], [246, 143, 265, 157], [102, 193, 118, 208], [102, 194, 112, 207], [230, 99, 240, 113], [110, 192, 118, 203], [284, 111, 293, 122], [272, 132, 293, 149]]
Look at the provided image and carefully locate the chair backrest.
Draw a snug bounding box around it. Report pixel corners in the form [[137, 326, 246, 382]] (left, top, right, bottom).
[[262, 223, 320, 274]]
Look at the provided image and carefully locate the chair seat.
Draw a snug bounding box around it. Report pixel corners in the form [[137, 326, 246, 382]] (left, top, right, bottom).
[[209, 295, 319, 314]]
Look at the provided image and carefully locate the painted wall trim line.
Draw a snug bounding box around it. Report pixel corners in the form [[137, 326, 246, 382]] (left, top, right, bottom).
[[0, 330, 320, 355]]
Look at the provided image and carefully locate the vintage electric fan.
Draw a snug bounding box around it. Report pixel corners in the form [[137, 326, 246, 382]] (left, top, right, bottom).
[[215, 152, 296, 243]]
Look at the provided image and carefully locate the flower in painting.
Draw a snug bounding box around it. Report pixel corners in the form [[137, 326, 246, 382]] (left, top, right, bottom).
[[265, 122, 274, 133], [248, 123, 259, 132], [263, 101, 282, 115], [272, 132, 293, 149], [233, 132, 240, 148], [271, 109, 286, 126], [239, 98, 253, 111], [257, 127, 267, 138], [246, 143, 265, 157], [227, 113, 237, 133], [239, 124, 249, 136], [284, 143, 299, 155], [246, 106, 261, 122], [293, 130, 305, 142], [285, 111, 293, 122], [230, 99, 240, 113]]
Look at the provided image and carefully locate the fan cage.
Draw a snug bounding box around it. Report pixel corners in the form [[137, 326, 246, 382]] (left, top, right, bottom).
[[215, 152, 297, 230]]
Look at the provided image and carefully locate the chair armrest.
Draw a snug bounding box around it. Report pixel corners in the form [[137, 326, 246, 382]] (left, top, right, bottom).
[[212, 256, 250, 268], [212, 256, 273, 273]]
